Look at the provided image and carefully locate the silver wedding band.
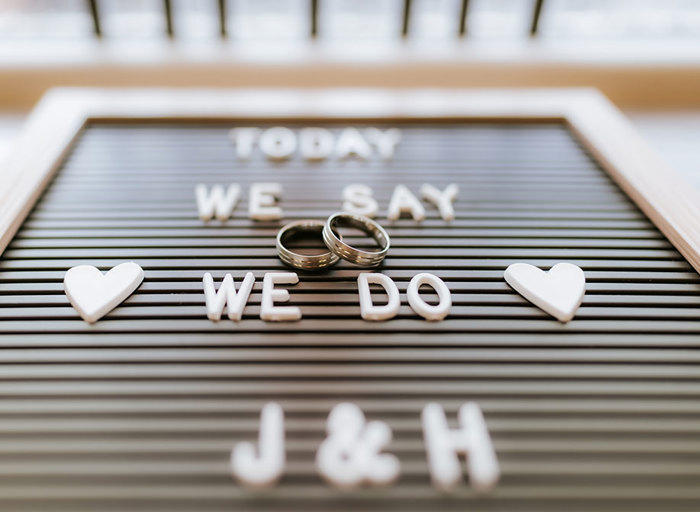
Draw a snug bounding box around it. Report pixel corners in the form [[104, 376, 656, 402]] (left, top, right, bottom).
[[276, 220, 341, 270], [322, 212, 390, 267]]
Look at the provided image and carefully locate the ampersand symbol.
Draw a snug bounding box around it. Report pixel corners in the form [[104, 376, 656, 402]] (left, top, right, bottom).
[[315, 402, 400, 489]]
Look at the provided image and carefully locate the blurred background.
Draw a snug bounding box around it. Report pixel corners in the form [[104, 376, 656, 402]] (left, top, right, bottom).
[[0, 0, 699, 188]]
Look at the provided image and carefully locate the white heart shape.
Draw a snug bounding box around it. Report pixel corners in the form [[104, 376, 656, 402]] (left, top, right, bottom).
[[64, 262, 144, 324], [504, 262, 585, 323]]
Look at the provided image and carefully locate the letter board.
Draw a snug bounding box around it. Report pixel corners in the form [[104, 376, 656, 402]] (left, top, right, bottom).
[[0, 89, 699, 511]]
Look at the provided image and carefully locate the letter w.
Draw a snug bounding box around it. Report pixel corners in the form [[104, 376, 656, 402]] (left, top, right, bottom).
[[203, 272, 255, 321], [196, 184, 241, 221]]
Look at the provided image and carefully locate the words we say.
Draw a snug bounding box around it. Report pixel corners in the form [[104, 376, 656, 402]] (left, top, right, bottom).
[[196, 182, 458, 222]]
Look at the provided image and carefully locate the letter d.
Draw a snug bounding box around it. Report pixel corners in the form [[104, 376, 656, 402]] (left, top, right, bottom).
[[358, 273, 400, 321]]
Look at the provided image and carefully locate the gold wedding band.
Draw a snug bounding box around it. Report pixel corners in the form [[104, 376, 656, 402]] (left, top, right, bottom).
[[322, 212, 390, 267], [276, 220, 342, 270]]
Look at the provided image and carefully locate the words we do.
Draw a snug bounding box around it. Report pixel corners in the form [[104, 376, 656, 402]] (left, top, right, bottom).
[[196, 127, 457, 324]]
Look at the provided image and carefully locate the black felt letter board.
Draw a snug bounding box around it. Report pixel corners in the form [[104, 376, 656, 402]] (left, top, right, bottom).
[[1, 121, 699, 511]]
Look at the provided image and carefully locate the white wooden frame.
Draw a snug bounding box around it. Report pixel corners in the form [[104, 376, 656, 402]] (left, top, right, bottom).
[[1, 87, 698, 274]]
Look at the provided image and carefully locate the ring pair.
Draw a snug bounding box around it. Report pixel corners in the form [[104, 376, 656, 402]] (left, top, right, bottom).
[[277, 212, 390, 270]]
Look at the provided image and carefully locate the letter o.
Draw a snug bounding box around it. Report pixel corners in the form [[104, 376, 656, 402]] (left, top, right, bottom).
[[259, 127, 296, 160], [407, 273, 451, 321]]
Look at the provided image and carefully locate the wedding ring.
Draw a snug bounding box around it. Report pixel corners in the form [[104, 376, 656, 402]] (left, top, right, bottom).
[[277, 220, 341, 270], [323, 212, 390, 267]]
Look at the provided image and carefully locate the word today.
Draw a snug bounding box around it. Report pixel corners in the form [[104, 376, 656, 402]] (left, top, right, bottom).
[[229, 127, 402, 161]]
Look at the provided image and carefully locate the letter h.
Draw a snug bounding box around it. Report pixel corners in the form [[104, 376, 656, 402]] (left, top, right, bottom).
[[421, 402, 500, 492]]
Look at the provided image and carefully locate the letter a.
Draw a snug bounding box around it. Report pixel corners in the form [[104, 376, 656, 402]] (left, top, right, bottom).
[[387, 184, 425, 222]]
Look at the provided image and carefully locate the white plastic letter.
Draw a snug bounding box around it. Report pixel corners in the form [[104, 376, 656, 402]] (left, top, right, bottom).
[[422, 402, 500, 492], [260, 272, 301, 321], [229, 128, 260, 160], [231, 402, 285, 488], [364, 128, 401, 159], [203, 272, 254, 322], [259, 127, 297, 160], [407, 273, 451, 321], [358, 273, 400, 321], [249, 182, 283, 221], [342, 184, 378, 218], [336, 127, 372, 160], [316, 403, 400, 489], [387, 184, 425, 222], [421, 183, 458, 222], [300, 127, 334, 161], [195, 184, 241, 221]]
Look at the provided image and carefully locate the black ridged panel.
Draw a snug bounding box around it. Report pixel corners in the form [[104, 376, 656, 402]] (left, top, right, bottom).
[[0, 122, 699, 511]]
